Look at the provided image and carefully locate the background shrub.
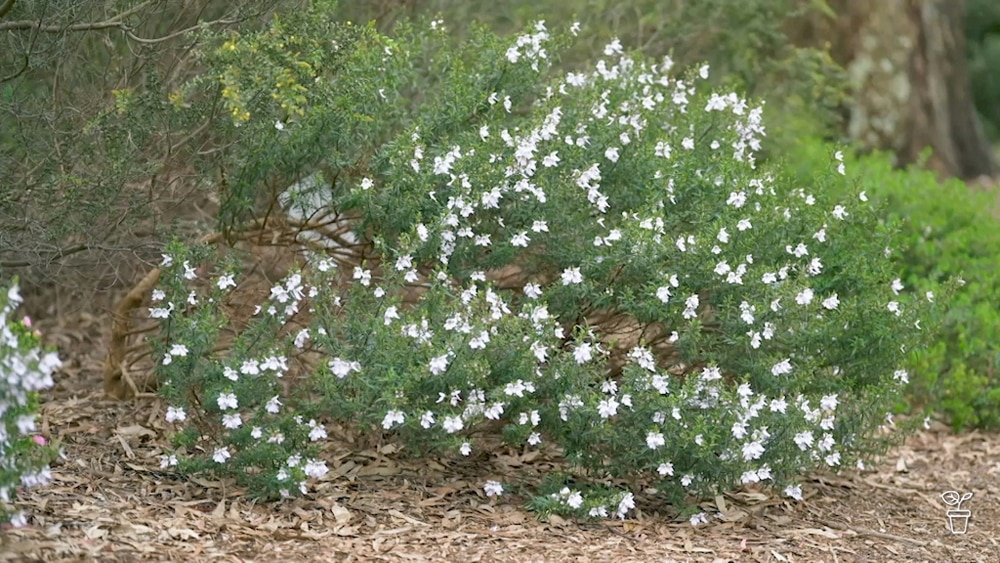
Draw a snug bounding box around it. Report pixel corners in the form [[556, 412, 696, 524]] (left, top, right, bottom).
[[786, 139, 1000, 430]]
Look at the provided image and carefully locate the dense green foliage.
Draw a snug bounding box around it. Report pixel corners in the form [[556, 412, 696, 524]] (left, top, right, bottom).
[[967, 0, 1000, 141], [787, 140, 1000, 430]]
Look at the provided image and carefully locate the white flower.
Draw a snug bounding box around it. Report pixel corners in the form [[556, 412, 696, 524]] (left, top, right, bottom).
[[353, 266, 372, 287], [217, 274, 236, 290], [646, 431, 665, 449], [239, 359, 259, 376], [443, 416, 464, 434], [381, 410, 405, 430], [222, 413, 242, 429], [573, 342, 593, 364], [784, 484, 803, 500], [429, 353, 451, 375], [832, 205, 848, 220], [561, 267, 583, 285], [309, 423, 327, 442], [822, 294, 840, 310], [893, 370, 910, 384], [656, 286, 672, 304], [329, 357, 361, 378], [484, 480, 504, 497], [771, 359, 793, 376], [795, 288, 814, 305], [605, 147, 620, 162], [217, 392, 238, 411], [460, 442, 472, 456], [742, 440, 765, 461], [183, 261, 197, 280], [419, 411, 436, 429], [511, 232, 530, 247], [266, 395, 281, 414], [213, 447, 231, 464], [891, 278, 904, 295], [616, 492, 635, 519], [165, 406, 186, 423], [384, 306, 400, 326], [8, 511, 27, 528], [657, 462, 674, 476], [523, 283, 542, 299], [304, 459, 328, 478], [603, 38, 623, 56], [597, 397, 619, 419], [794, 431, 814, 451], [682, 294, 699, 319], [820, 394, 839, 411], [887, 301, 901, 315], [690, 512, 709, 527], [769, 398, 788, 413]]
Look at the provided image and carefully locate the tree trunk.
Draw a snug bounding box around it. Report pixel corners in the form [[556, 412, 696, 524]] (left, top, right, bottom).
[[820, 0, 997, 179]]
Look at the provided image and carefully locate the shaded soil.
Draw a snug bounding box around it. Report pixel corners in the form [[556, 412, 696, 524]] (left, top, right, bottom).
[[2, 311, 999, 562]]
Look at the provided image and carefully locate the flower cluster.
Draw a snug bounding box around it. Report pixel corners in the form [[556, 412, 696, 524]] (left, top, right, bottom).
[[1, 282, 61, 527]]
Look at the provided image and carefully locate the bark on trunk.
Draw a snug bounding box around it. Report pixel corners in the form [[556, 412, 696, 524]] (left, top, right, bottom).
[[820, 0, 996, 179]]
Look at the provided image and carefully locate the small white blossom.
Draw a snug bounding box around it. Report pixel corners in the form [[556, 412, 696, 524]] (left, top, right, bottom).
[[483, 480, 504, 497], [561, 267, 583, 285], [217, 392, 238, 411], [646, 431, 665, 449], [165, 406, 186, 423], [771, 359, 793, 376], [784, 484, 803, 500]]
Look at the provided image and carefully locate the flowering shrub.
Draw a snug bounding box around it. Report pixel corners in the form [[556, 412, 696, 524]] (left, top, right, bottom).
[[0, 281, 61, 528], [141, 5, 946, 517]]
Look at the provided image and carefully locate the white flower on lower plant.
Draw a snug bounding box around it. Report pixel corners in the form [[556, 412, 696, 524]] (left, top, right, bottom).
[[690, 512, 709, 526], [165, 406, 186, 423], [382, 410, 405, 429], [615, 492, 635, 519], [646, 431, 665, 450], [483, 480, 504, 497], [784, 484, 803, 500]]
